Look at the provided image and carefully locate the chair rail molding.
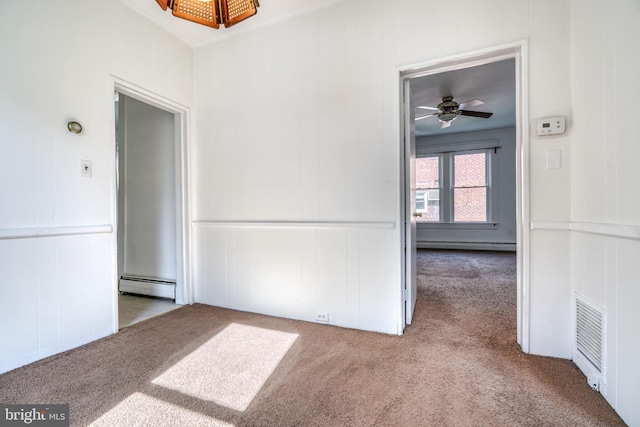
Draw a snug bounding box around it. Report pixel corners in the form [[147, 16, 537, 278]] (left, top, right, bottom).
[[530, 221, 640, 241], [192, 220, 396, 230], [0, 224, 113, 240]]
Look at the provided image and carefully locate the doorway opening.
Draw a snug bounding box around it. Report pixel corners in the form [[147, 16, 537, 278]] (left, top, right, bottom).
[[400, 41, 530, 352], [112, 80, 192, 330]]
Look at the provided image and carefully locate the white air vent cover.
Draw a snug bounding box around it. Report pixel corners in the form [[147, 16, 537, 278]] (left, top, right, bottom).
[[576, 296, 604, 372]]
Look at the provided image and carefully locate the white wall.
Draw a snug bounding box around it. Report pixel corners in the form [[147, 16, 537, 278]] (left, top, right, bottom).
[[570, 1, 640, 425], [0, 1, 192, 373], [192, 0, 573, 343], [415, 127, 517, 250], [119, 95, 177, 281]]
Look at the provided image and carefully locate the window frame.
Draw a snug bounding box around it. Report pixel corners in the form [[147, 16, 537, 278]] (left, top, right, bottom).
[[416, 139, 500, 228], [451, 149, 489, 223], [415, 153, 442, 222]]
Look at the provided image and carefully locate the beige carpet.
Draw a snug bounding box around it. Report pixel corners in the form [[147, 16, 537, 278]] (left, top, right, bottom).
[[0, 250, 626, 426]]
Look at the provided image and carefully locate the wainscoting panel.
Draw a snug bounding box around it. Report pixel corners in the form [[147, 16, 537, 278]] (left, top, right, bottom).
[[193, 222, 399, 334], [0, 231, 116, 374]]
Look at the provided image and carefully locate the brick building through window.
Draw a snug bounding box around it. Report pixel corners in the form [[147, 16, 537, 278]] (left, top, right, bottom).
[[416, 150, 489, 223]]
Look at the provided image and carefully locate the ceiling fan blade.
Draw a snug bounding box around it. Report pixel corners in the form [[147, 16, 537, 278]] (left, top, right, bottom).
[[458, 99, 484, 109], [416, 114, 437, 121], [440, 120, 452, 129], [417, 106, 440, 111], [459, 110, 493, 119]]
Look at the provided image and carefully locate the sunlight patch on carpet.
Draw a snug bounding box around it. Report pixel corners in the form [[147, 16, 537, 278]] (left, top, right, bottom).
[[90, 392, 233, 426], [152, 323, 298, 411]]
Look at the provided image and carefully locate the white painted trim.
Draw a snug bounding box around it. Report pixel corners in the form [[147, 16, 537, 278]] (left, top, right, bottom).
[[531, 221, 640, 240], [571, 222, 640, 240], [398, 40, 529, 80], [396, 76, 408, 335], [112, 76, 193, 329], [418, 241, 516, 252], [397, 39, 530, 352], [170, 99, 193, 307], [530, 221, 570, 231], [193, 220, 396, 230], [113, 77, 190, 113], [516, 40, 531, 354], [0, 225, 113, 240], [401, 77, 418, 329]]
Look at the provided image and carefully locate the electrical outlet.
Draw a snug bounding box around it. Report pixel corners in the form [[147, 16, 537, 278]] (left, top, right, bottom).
[[80, 160, 92, 177], [587, 374, 600, 391], [315, 312, 329, 324]]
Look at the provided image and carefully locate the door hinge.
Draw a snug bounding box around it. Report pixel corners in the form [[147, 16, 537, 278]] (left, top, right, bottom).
[[403, 288, 408, 301]]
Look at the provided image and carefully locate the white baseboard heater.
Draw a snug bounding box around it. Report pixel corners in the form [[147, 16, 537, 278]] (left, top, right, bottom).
[[417, 241, 516, 251], [119, 275, 176, 300]]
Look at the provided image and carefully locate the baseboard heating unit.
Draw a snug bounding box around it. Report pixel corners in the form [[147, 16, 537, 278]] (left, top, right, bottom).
[[119, 275, 176, 299]]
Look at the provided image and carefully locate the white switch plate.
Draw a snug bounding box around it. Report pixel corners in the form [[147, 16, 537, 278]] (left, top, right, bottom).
[[80, 160, 92, 177], [546, 150, 561, 169]]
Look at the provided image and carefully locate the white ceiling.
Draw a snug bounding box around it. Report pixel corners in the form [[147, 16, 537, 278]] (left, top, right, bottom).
[[120, 0, 343, 47], [411, 59, 516, 137]]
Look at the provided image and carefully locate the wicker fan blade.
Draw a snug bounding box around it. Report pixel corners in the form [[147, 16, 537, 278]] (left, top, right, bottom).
[[417, 106, 440, 111], [459, 110, 493, 118]]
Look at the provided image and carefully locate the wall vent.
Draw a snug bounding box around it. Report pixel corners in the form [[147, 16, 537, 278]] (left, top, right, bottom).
[[575, 296, 604, 372]]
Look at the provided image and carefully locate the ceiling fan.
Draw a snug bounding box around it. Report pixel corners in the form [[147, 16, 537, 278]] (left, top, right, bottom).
[[416, 96, 493, 129]]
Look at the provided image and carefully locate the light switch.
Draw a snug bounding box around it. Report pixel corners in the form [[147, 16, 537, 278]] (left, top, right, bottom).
[[81, 160, 92, 177], [545, 150, 561, 169]]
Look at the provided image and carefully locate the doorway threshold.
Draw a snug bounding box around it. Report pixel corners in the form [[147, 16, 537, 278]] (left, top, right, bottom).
[[118, 293, 181, 329]]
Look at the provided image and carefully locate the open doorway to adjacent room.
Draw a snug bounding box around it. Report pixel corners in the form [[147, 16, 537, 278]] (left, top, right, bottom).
[[113, 82, 191, 329], [400, 42, 529, 351]]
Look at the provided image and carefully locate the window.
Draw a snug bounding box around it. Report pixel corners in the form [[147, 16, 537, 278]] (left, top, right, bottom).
[[416, 148, 493, 224], [415, 155, 440, 221], [453, 152, 487, 222]]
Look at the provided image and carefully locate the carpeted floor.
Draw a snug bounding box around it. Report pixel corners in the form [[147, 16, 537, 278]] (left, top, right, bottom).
[[0, 250, 626, 426]]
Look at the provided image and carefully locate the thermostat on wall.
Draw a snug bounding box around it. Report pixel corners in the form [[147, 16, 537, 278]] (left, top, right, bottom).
[[537, 116, 566, 136]]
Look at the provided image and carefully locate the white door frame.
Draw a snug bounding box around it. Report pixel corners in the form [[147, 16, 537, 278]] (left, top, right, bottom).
[[401, 78, 418, 327], [111, 77, 193, 330], [397, 40, 531, 352]]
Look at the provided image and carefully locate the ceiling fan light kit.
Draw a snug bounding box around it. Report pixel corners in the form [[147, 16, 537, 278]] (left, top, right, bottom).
[[438, 112, 458, 123], [416, 95, 494, 129], [156, 0, 260, 29]]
